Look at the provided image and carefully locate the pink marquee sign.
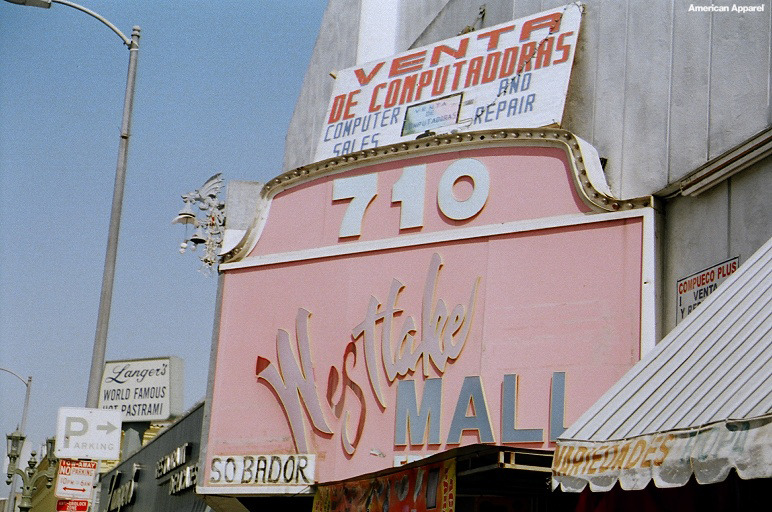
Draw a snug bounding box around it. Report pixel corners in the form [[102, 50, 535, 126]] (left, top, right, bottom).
[[199, 130, 655, 494]]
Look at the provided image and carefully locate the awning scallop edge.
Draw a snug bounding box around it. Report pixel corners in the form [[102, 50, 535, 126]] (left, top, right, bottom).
[[552, 414, 772, 492]]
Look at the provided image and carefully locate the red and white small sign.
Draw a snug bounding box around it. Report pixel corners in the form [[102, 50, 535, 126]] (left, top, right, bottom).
[[55, 459, 98, 500], [56, 499, 89, 512], [676, 256, 739, 324]]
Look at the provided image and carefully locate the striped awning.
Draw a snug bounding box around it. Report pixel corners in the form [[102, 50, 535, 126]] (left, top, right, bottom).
[[552, 237, 772, 492]]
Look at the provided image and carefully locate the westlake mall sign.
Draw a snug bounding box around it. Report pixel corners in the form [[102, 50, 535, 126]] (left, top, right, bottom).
[[315, 4, 582, 161], [199, 128, 656, 495]]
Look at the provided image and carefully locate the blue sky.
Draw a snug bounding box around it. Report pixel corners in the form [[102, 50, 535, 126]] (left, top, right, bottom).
[[0, 0, 327, 487]]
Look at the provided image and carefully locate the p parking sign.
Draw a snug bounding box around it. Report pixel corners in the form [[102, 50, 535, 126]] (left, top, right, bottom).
[[55, 407, 121, 460]]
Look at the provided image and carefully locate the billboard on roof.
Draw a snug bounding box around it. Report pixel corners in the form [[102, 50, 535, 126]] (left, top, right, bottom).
[[315, 4, 582, 162]]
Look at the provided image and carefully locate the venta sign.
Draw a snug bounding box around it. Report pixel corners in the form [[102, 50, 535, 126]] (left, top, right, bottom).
[[98, 357, 183, 421], [201, 129, 655, 493], [315, 4, 581, 161]]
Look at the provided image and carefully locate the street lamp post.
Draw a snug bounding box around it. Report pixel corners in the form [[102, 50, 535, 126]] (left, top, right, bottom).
[[3, 0, 141, 408], [5, 432, 57, 512], [0, 369, 31, 512]]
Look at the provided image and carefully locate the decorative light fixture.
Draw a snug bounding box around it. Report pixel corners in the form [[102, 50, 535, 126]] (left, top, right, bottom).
[[5, 431, 57, 512], [173, 173, 226, 274], [5, 428, 25, 473]]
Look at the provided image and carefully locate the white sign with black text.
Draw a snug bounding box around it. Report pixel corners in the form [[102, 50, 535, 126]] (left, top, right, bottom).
[[676, 256, 739, 324], [98, 356, 183, 421]]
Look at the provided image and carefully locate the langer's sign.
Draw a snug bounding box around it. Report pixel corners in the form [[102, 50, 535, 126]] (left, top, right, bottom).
[[98, 357, 184, 421], [202, 131, 655, 492]]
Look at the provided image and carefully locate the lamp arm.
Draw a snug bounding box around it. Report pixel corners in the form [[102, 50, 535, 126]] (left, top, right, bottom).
[[5, 466, 26, 486], [51, 0, 132, 46], [29, 467, 55, 489], [0, 368, 27, 386]]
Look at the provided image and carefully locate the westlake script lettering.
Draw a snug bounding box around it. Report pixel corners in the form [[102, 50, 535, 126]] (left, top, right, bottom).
[[255, 253, 480, 455]]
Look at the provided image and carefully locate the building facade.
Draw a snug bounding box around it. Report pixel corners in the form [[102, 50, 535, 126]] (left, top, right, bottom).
[[198, 1, 770, 511], [97, 402, 209, 512]]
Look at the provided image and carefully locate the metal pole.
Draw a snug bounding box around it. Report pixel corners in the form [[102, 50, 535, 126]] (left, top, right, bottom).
[[19, 376, 31, 434], [1, 369, 31, 512], [85, 25, 140, 408]]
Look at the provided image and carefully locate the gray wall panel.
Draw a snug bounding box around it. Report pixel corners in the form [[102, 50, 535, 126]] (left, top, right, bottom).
[[662, 183, 730, 332], [668, 4, 711, 183], [482, 1, 518, 27], [661, 154, 772, 334], [568, 0, 626, 195], [619, 0, 672, 197], [728, 157, 772, 261], [283, 0, 361, 171], [513, 0, 544, 19], [398, 0, 449, 49], [708, 7, 772, 159], [409, 0, 508, 48]]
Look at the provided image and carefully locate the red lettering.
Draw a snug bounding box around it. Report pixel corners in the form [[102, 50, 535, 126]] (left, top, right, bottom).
[[390, 51, 426, 77], [328, 94, 346, 123], [432, 65, 450, 95], [399, 74, 418, 104], [499, 46, 519, 77], [518, 42, 536, 72], [430, 39, 470, 65], [534, 37, 554, 69], [343, 90, 360, 120], [354, 62, 385, 86], [477, 24, 515, 50], [553, 32, 574, 64], [451, 61, 467, 90], [482, 52, 501, 83], [384, 79, 401, 108], [520, 12, 562, 41], [465, 56, 484, 87], [416, 70, 433, 100], [368, 83, 386, 112]]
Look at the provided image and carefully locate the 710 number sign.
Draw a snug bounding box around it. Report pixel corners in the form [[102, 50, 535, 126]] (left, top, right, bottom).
[[332, 158, 490, 238]]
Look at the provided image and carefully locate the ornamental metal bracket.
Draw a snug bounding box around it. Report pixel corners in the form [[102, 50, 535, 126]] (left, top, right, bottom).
[[173, 173, 225, 274]]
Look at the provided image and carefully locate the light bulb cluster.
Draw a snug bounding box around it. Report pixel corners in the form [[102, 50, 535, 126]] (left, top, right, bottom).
[[172, 173, 225, 273]]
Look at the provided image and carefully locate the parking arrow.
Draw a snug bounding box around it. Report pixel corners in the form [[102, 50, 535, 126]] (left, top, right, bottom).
[[96, 421, 118, 435]]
